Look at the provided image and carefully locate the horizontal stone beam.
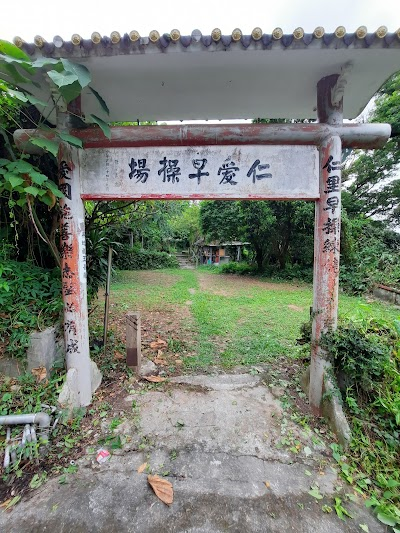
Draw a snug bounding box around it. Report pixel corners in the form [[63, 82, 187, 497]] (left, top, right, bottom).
[[14, 123, 391, 154]]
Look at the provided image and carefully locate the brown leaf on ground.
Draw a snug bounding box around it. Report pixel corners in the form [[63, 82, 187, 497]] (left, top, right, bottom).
[[175, 359, 183, 365], [31, 366, 47, 384], [0, 499, 11, 508], [114, 351, 125, 360], [143, 376, 166, 383], [137, 462, 147, 474], [154, 357, 166, 365], [149, 339, 167, 350], [264, 481, 271, 489], [147, 475, 173, 505]]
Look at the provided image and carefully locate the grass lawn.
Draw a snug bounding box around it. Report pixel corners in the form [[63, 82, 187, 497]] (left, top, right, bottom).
[[105, 267, 400, 373]]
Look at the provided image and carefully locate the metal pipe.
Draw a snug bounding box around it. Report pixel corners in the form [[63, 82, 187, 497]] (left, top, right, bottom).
[[4, 428, 11, 468], [0, 412, 51, 443], [13, 122, 391, 151]]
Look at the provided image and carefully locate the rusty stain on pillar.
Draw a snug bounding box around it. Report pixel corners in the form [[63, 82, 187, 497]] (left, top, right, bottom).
[[310, 74, 343, 415], [58, 141, 93, 407], [126, 312, 141, 375]]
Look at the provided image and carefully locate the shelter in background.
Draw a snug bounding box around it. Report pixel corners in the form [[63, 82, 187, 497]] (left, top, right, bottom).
[[195, 240, 250, 265]]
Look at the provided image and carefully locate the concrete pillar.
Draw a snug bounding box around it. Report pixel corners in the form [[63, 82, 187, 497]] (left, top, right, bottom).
[[58, 143, 92, 406], [310, 75, 343, 414]]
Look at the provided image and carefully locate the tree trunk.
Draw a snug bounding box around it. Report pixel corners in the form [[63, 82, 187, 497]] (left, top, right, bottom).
[[255, 246, 264, 271]]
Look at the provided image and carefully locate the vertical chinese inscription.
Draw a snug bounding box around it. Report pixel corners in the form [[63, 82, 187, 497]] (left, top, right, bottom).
[[59, 161, 72, 200], [58, 145, 93, 406], [321, 154, 342, 259], [59, 161, 79, 358]]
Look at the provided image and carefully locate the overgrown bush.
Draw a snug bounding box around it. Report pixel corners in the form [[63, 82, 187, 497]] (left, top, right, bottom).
[[263, 263, 313, 283], [219, 262, 257, 275], [299, 317, 400, 529], [0, 259, 62, 358], [113, 244, 178, 271], [340, 217, 400, 294], [321, 319, 392, 398]]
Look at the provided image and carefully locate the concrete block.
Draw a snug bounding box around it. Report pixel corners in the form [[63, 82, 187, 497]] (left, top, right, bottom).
[[373, 287, 395, 304], [90, 360, 102, 393], [27, 326, 64, 374], [0, 357, 25, 377], [300, 365, 351, 447], [58, 361, 102, 408], [140, 358, 157, 376], [322, 375, 352, 446]]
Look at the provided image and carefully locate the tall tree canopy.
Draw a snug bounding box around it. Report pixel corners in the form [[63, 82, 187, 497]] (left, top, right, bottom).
[[200, 200, 314, 271], [343, 72, 400, 226]]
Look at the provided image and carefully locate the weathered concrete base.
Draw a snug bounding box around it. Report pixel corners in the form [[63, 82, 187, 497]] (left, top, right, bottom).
[[373, 284, 400, 305], [58, 361, 102, 408], [0, 357, 25, 377], [27, 326, 64, 374], [58, 368, 80, 408], [90, 360, 102, 393], [0, 326, 64, 379], [301, 366, 351, 447], [139, 357, 157, 376], [0, 370, 383, 533]]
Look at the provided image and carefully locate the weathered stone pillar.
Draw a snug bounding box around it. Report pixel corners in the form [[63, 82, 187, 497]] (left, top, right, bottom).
[[58, 143, 92, 406], [310, 75, 343, 414]]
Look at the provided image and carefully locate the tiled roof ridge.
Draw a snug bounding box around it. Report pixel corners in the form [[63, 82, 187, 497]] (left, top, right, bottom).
[[12, 25, 400, 55]]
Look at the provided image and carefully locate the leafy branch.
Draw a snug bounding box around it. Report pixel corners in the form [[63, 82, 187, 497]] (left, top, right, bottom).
[[0, 39, 110, 259]]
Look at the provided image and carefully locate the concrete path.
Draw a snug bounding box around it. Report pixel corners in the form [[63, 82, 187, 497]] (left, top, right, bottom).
[[0, 372, 386, 533]]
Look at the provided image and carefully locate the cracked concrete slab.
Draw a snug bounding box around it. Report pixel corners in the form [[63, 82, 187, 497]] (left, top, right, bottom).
[[0, 371, 386, 533]]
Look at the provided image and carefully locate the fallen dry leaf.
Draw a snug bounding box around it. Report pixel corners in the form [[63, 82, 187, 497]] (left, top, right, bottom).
[[31, 366, 47, 384], [149, 339, 167, 350], [175, 359, 183, 365], [143, 376, 166, 383], [147, 475, 173, 505], [154, 357, 166, 365], [137, 462, 148, 474], [114, 351, 125, 360], [157, 349, 163, 357], [264, 481, 271, 489], [0, 499, 11, 508]]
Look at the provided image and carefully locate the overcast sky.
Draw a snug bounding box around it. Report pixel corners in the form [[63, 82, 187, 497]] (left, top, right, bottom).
[[1, 0, 399, 42]]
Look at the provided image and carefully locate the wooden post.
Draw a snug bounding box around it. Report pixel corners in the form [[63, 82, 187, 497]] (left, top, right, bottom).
[[103, 246, 113, 353], [310, 75, 343, 415], [126, 313, 141, 375], [58, 143, 92, 406]]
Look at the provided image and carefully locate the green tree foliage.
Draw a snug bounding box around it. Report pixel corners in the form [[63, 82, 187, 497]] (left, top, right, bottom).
[[169, 202, 201, 252], [344, 72, 400, 226], [199, 201, 244, 243], [200, 200, 315, 272], [0, 40, 109, 269], [0, 245, 62, 358], [340, 216, 400, 292]]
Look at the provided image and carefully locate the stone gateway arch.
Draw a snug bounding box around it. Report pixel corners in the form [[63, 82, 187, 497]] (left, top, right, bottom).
[[14, 25, 399, 422]]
